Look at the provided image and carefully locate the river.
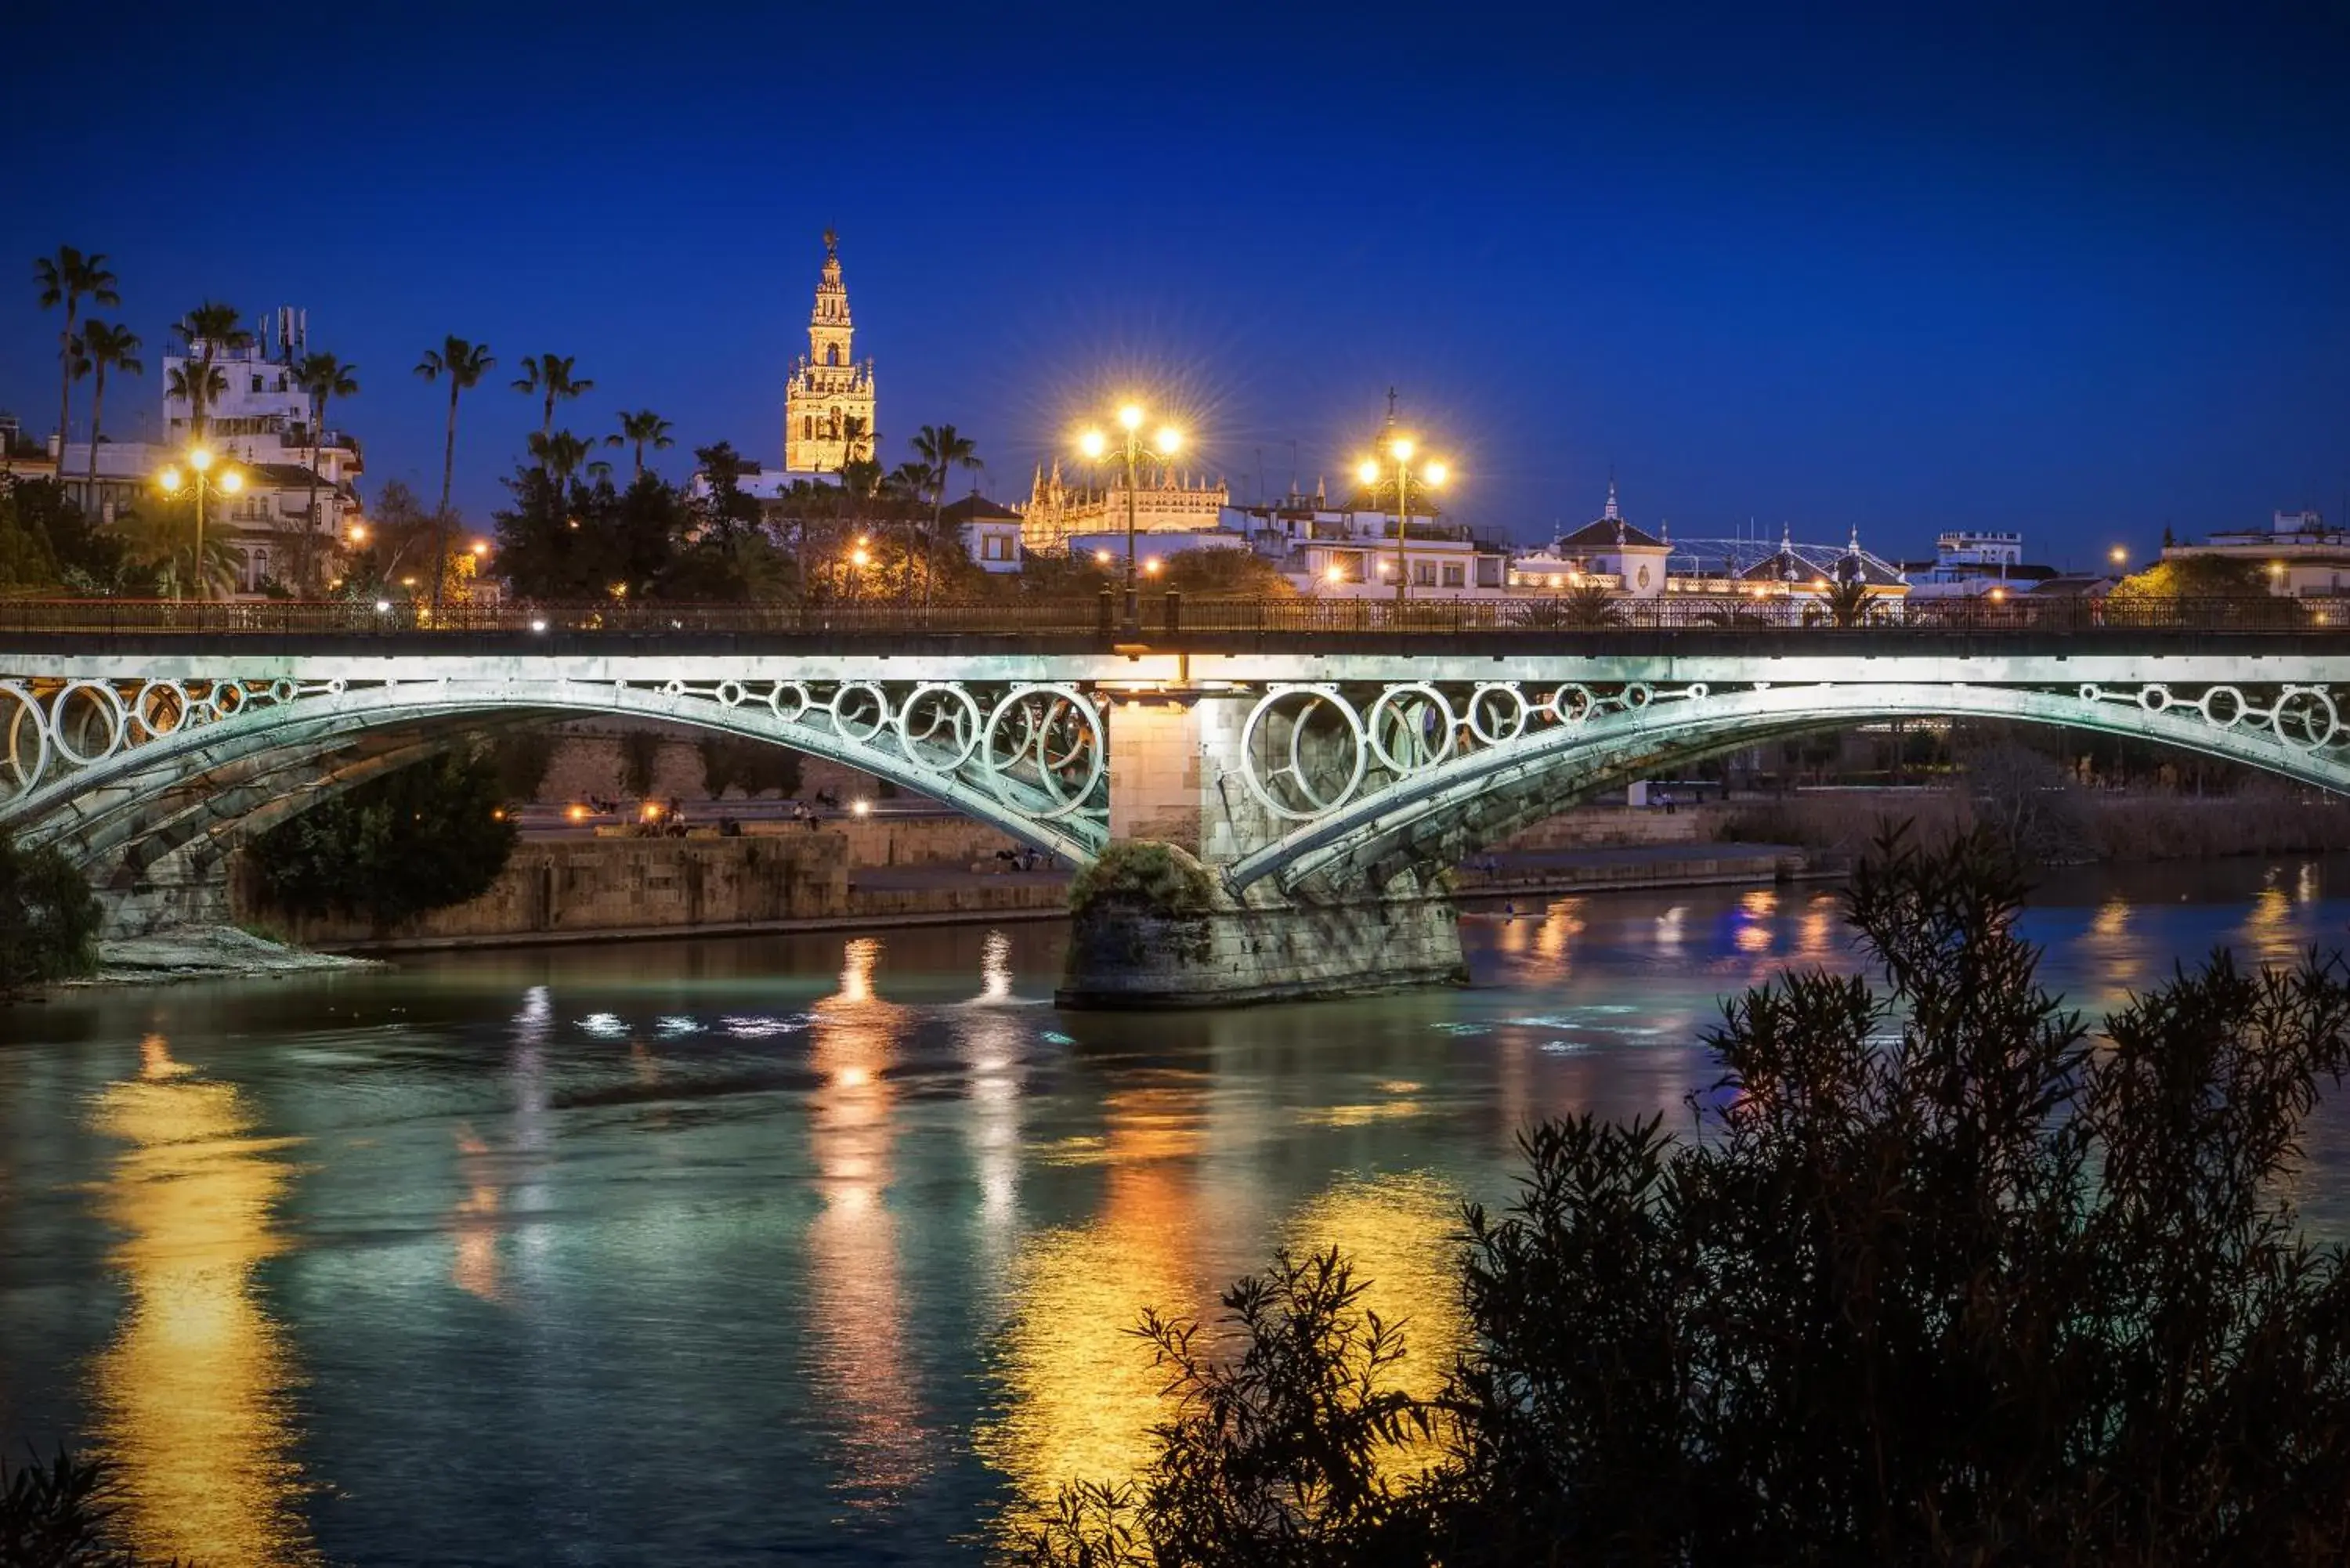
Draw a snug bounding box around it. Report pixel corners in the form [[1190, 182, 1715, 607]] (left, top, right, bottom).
[[5, 855, 2350, 1565]]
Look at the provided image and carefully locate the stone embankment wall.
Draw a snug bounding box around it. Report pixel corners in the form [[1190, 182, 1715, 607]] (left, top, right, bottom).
[[1711, 787, 2350, 861], [541, 730, 890, 814], [1495, 804, 1711, 851], [236, 835, 851, 947]]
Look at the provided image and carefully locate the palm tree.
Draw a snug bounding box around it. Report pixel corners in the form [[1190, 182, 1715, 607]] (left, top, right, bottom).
[[606, 409, 675, 481], [414, 335, 495, 613], [164, 361, 227, 435], [840, 413, 876, 467], [1810, 576, 1878, 630], [909, 424, 982, 609], [295, 352, 360, 593], [512, 354, 593, 443], [34, 246, 119, 468], [171, 302, 252, 443], [119, 494, 237, 599], [72, 319, 142, 508], [526, 429, 598, 487]]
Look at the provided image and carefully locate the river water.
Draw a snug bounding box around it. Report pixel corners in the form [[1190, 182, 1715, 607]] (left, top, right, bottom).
[[6, 856, 2350, 1566]]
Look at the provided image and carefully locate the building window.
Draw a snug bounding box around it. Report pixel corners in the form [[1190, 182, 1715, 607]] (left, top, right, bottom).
[[982, 533, 1012, 561], [801, 416, 812, 441], [1477, 558, 1502, 587], [1441, 563, 1466, 587], [1414, 562, 1437, 587], [826, 345, 840, 367]]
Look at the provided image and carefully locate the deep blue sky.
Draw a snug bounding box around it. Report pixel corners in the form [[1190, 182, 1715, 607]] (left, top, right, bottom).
[[7, 1, 2347, 566]]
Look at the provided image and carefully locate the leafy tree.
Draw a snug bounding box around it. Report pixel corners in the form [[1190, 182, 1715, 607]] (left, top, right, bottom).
[[171, 301, 252, 442], [414, 335, 494, 610], [33, 245, 118, 464], [697, 735, 803, 799], [114, 490, 238, 600], [512, 352, 595, 443], [489, 730, 558, 802], [0, 478, 136, 594], [673, 441, 786, 602], [248, 750, 519, 927], [2107, 554, 2283, 626], [1031, 831, 2350, 1568], [338, 479, 441, 597], [1156, 547, 1295, 599], [607, 408, 675, 480], [0, 826, 102, 998], [71, 317, 141, 505], [617, 731, 663, 799], [293, 351, 358, 592]]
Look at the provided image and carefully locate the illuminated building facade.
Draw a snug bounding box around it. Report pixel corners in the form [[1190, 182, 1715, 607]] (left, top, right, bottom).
[[783, 229, 877, 473]]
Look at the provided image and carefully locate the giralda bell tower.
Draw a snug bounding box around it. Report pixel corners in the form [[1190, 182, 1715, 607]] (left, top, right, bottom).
[[784, 228, 877, 472]]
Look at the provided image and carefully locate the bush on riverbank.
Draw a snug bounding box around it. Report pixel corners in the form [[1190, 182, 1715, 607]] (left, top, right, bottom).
[[0, 827, 102, 999], [1021, 831, 2350, 1567], [0, 1445, 179, 1566], [248, 751, 519, 928]]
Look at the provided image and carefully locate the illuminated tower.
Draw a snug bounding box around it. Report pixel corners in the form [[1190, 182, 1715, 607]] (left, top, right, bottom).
[[784, 229, 877, 472]]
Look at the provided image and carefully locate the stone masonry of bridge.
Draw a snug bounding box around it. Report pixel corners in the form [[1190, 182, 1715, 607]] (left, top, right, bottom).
[[9, 631, 2350, 1003]]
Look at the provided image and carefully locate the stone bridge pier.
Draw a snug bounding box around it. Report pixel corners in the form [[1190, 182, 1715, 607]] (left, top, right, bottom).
[[1061, 688, 1467, 1007]]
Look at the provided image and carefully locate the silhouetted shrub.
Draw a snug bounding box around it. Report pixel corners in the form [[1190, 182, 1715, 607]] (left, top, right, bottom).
[[0, 826, 102, 998], [1025, 831, 2350, 1566]]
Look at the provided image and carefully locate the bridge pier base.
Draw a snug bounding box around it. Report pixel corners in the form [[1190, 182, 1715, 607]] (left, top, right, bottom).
[[1058, 876, 1466, 1008]]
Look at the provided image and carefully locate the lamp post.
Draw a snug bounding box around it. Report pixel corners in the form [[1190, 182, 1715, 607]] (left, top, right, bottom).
[[154, 443, 244, 601], [1356, 435, 1448, 604], [1077, 402, 1182, 630]]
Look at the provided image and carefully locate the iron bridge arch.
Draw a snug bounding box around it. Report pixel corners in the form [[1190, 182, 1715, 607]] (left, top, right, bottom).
[[1224, 677, 2350, 897], [0, 674, 1112, 872]]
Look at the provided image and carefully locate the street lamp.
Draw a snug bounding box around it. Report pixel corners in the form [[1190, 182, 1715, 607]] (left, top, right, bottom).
[[1076, 401, 1182, 629], [154, 443, 244, 601], [1356, 435, 1448, 603], [2110, 545, 2128, 571]]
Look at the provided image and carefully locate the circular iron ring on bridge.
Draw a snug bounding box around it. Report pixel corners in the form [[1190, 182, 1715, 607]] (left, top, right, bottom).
[[981, 685, 1103, 821], [830, 682, 893, 745], [2200, 686, 2246, 728], [1365, 683, 1455, 775], [2272, 687, 2340, 751], [895, 682, 985, 774], [1466, 683, 1529, 746], [48, 681, 128, 768], [1, 682, 49, 800], [1546, 683, 1597, 723], [768, 681, 813, 724], [132, 681, 191, 741], [1239, 685, 1367, 822], [208, 681, 248, 720]]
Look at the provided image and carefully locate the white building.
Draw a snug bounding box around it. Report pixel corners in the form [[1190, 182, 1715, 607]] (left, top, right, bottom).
[[2165, 509, 2350, 597], [940, 493, 1024, 573]]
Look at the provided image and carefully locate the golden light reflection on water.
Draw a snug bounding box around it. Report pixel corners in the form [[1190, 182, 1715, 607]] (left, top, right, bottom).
[[805, 938, 929, 1501], [976, 1075, 1207, 1537], [87, 1035, 317, 1566], [1734, 888, 1777, 954], [450, 1123, 504, 1305]]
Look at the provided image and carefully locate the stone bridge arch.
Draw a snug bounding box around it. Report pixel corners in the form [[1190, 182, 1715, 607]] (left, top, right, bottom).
[[1220, 677, 2350, 898], [2, 674, 1110, 930]]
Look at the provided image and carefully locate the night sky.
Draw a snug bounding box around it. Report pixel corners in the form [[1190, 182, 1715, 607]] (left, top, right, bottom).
[[6, 1, 2347, 567]]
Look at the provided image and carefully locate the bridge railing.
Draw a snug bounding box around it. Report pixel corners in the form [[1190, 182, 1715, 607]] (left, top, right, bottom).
[[0, 594, 2340, 636]]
